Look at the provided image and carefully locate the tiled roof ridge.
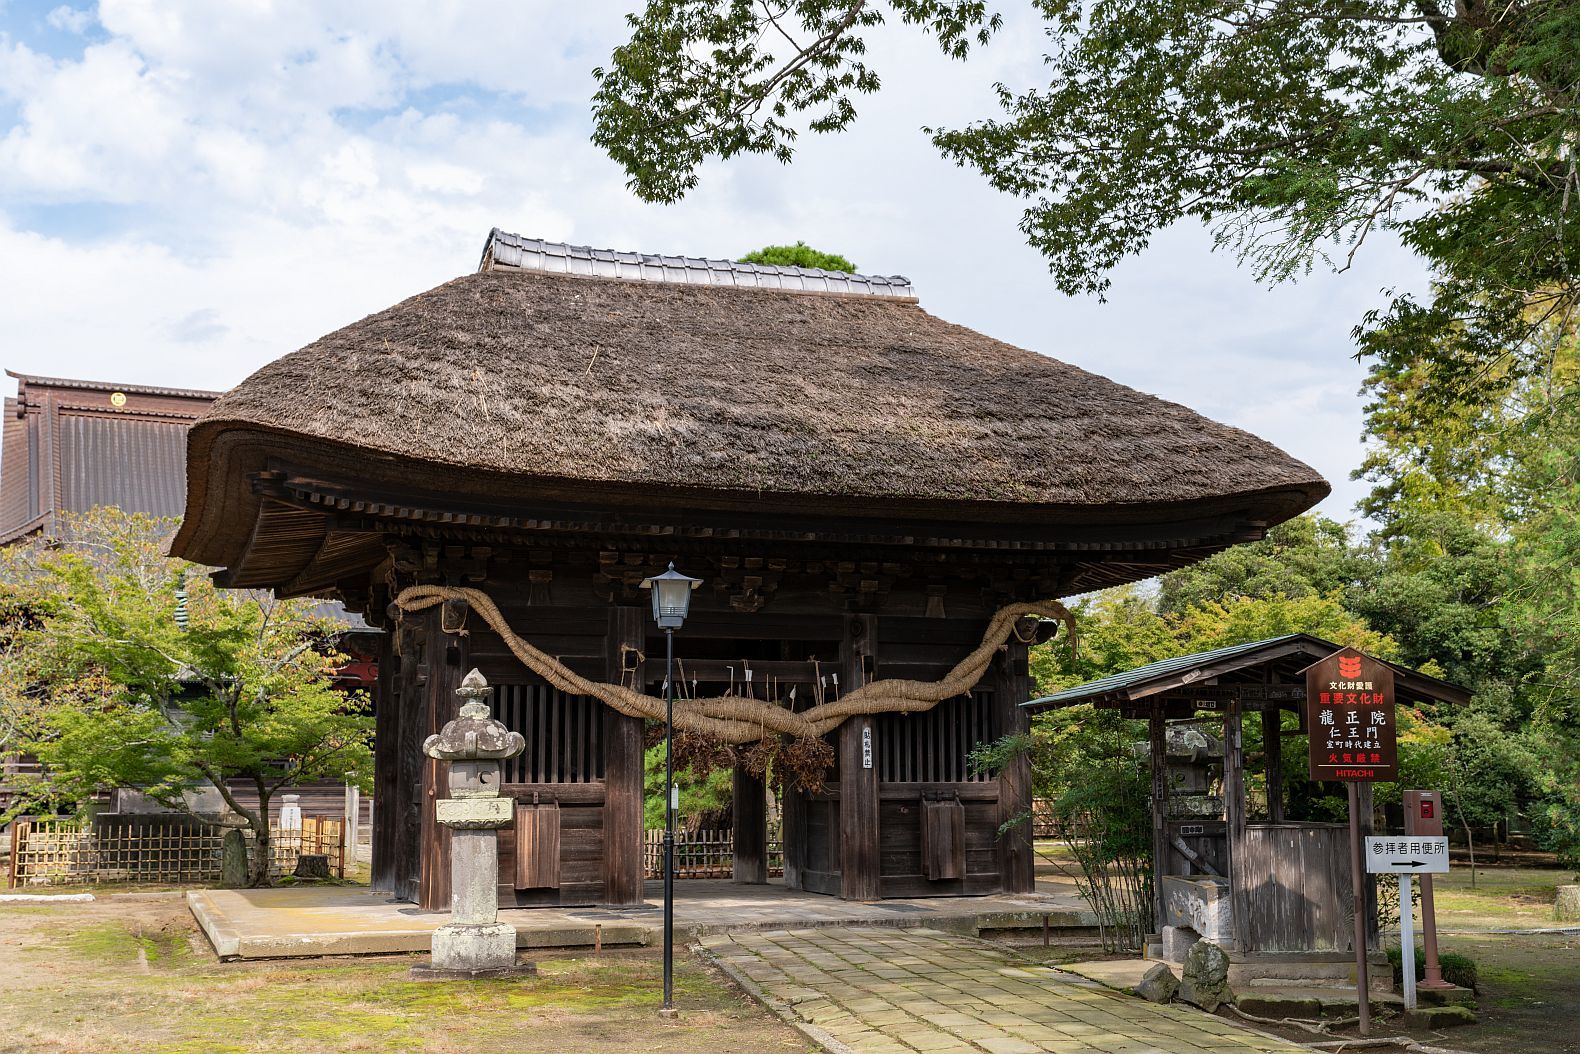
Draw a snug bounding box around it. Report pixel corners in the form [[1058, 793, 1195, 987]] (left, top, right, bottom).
[[7, 371, 223, 401], [481, 228, 915, 298]]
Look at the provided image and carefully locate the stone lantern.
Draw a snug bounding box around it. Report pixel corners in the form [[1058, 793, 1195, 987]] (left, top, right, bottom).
[[411, 668, 533, 979]]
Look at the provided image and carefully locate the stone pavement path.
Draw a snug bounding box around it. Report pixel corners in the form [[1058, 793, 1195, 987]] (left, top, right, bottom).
[[701, 927, 1308, 1054]]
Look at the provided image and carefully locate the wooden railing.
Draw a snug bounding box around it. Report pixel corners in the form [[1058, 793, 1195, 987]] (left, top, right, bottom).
[[642, 829, 785, 880]]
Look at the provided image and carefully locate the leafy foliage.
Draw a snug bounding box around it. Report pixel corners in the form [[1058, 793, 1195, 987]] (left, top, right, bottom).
[[594, 0, 1580, 371], [0, 509, 372, 886], [738, 241, 857, 271], [975, 707, 1153, 951]]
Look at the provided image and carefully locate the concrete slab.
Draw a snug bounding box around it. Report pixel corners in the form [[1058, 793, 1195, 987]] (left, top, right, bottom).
[[1061, 960, 1161, 992], [189, 878, 1095, 960]]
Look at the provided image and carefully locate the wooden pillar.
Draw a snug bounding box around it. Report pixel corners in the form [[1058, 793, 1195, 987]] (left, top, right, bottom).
[[392, 617, 426, 903], [993, 636, 1035, 894], [418, 602, 468, 911], [603, 606, 647, 906], [733, 767, 769, 884], [1262, 705, 1285, 823], [1222, 691, 1247, 951], [838, 614, 880, 901], [370, 627, 398, 893], [1356, 781, 1378, 950], [1149, 706, 1169, 931], [782, 778, 805, 890]]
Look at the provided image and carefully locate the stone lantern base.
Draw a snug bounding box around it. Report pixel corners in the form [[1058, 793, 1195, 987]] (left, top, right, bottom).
[[409, 923, 536, 981]]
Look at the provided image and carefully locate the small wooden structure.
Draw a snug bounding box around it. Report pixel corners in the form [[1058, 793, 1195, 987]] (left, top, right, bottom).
[[1026, 634, 1468, 968], [172, 230, 1328, 911]]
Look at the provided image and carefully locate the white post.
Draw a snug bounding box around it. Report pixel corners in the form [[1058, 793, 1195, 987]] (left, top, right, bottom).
[[345, 783, 360, 863], [1400, 876, 1417, 1009]]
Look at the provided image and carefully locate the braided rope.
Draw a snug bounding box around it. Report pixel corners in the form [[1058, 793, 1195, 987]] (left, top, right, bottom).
[[394, 585, 1073, 745]]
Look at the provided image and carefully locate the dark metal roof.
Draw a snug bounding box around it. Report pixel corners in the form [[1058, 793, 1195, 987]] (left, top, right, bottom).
[[59, 414, 191, 519], [1, 373, 217, 544], [481, 228, 916, 298], [1024, 632, 1471, 710]]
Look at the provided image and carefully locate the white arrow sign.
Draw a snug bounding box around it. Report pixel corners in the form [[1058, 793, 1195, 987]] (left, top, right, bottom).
[[1364, 836, 1450, 873]]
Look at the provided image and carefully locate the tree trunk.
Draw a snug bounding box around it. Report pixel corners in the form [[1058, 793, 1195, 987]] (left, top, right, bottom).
[[248, 789, 272, 888], [1462, 817, 1477, 889]]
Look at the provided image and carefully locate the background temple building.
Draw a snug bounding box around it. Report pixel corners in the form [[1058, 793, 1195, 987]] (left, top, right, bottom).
[[170, 230, 1329, 909], [0, 372, 218, 545]]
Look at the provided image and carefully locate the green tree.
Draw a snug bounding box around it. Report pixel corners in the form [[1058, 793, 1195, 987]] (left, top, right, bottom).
[[739, 242, 857, 272], [1, 510, 373, 887], [1158, 516, 1378, 615], [593, 1, 1579, 367]]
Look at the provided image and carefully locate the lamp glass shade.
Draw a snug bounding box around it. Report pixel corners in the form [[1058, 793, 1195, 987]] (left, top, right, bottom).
[[640, 563, 702, 630]]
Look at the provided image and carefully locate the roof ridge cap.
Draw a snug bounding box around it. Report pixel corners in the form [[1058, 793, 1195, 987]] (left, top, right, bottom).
[[480, 228, 915, 299]]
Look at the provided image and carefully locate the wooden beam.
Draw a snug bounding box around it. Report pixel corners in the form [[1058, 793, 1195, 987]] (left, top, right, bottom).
[[1149, 707, 1169, 930], [994, 637, 1035, 894], [418, 605, 468, 911], [392, 617, 425, 903], [369, 628, 398, 893], [732, 766, 769, 884], [1263, 706, 1284, 823], [603, 606, 647, 906], [838, 614, 880, 901], [1223, 693, 1247, 952]]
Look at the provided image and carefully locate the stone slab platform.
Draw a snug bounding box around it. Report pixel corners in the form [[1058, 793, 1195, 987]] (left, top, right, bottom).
[[189, 879, 1095, 960], [703, 927, 1311, 1054]]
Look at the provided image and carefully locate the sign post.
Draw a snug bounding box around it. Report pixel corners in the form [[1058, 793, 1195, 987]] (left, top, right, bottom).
[[1364, 835, 1450, 1010], [1405, 790, 1453, 992], [1306, 648, 1400, 1036]]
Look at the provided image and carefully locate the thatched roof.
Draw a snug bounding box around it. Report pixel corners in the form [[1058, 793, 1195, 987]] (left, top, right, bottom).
[[172, 263, 1326, 568]]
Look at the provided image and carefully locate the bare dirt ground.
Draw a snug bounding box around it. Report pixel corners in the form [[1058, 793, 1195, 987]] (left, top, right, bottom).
[[0, 894, 814, 1054]]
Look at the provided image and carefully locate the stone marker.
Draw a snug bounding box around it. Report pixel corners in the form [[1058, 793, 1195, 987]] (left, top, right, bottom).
[[293, 854, 332, 881], [1135, 963, 1179, 1003], [1556, 885, 1580, 922], [220, 829, 249, 888], [1178, 940, 1232, 1013], [410, 669, 535, 981]]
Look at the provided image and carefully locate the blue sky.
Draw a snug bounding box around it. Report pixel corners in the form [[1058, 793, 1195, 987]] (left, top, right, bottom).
[[0, 2, 1430, 521]]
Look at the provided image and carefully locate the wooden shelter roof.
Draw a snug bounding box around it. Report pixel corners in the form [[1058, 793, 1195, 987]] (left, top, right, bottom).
[[1023, 633, 1471, 710], [171, 234, 1328, 583]]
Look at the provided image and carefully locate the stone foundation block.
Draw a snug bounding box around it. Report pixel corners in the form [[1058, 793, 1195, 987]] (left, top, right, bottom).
[[1401, 1005, 1476, 1028], [431, 922, 519, 973]]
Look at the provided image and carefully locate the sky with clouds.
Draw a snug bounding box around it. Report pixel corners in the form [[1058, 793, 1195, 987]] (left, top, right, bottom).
[[0, 1, 1429, 521]]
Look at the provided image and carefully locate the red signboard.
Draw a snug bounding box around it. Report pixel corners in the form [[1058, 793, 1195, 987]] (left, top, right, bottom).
[[1305, 648, 1398, 782]]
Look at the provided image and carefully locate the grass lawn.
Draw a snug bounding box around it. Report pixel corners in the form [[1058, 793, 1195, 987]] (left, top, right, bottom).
[[0, 895, 814, 1054], [1430, 860, 1577, 930]]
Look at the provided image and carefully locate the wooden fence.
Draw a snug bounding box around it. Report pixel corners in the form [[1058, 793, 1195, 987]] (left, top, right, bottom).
[[6, 816, 345, 887], [643, 829, 785, 880], [1031, 798, 1065, 840]]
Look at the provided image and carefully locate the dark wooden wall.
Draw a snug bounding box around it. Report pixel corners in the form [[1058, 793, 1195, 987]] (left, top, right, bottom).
[[379, 555, 1041, 908], [786, 615, 1035, 900], [1235, 823, 1353, 952]]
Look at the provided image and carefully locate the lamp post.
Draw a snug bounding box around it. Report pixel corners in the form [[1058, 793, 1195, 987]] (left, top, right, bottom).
[[640, 561, 702, 1016]]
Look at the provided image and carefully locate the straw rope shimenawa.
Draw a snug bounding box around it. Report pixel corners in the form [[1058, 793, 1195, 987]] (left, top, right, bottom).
[[394, 584, 1075, 744]]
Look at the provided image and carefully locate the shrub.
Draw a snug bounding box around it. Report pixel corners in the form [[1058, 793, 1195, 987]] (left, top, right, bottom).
[[1388, 944, 1478, 992]]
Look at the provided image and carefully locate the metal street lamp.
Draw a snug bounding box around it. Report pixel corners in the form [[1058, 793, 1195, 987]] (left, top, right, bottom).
[[640, 561, 702, 1016]]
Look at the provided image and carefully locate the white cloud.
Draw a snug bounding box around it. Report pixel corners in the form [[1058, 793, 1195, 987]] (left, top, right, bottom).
[[0, 6, 1427, 522], [44, 6, 92, 34]]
